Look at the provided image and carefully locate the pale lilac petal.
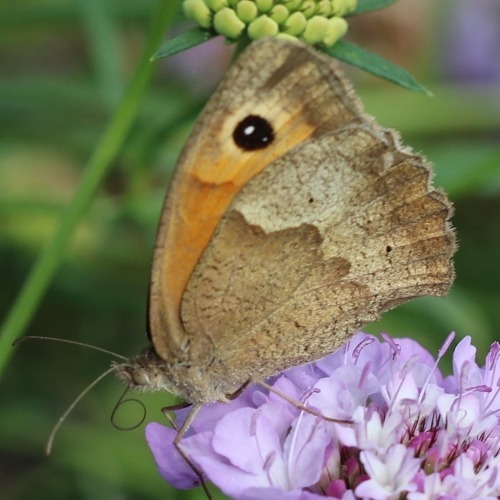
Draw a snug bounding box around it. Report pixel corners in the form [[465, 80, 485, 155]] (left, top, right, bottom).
[[285, 361, 328, 390], [415, 382, 444, 417], [483, 342, 500, 412], [145, 422, 199, 489], [270, 375, 302, 401], [240, 487, 325, 500], [211, 407, 284, 475], [284, 413, 331, 488], [407, 472, 451, 499], [453, 336, 483, 386], [187, 442, 272, 496], [393, 338, 439, 377], [383, 369, 419, 408], [357, 444, 420, 498], [182, 425, 280, 497], [307, 367, 375, 420], [335, 406, 403, 451], [355, 477, 392, 500], [315, 333, 379, 373]]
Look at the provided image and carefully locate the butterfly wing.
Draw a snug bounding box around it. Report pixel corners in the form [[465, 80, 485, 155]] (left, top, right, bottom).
[[181, 124, 455, 393], [148, 39, 370, 362]]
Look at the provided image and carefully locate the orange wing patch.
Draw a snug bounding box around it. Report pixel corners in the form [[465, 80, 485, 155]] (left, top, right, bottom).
[[153, 116, 316, 356]]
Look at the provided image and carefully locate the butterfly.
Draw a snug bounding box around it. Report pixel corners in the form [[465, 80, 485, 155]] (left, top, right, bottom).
[[115, 36, 454, 438]]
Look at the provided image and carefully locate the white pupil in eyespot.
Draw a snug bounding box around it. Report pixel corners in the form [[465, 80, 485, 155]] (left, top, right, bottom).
[[244, 125, 256, 136]]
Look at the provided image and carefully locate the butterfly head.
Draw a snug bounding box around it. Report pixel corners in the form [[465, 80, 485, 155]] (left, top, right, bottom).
[[112, 347, 227, 404], [112, 348, 177, 392]]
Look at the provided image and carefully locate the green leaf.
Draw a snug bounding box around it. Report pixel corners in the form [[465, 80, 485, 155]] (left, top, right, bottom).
[[152, 28, 216, 60], [326, 39, 430, 94], [352, 0, 399, 14]]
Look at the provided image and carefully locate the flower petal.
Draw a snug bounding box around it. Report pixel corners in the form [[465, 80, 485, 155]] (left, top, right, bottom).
[[145, 422, 199, 489]]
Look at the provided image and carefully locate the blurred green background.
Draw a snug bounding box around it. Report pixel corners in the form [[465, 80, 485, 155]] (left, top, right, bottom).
[[1, 0, 499, 498]]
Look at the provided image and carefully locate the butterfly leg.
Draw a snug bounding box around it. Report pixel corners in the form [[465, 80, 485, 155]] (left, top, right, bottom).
[[166, 403, 213, 500], [161, 400, 191, 429], [253, 378, 353, 425], [225, 378, 251, 400]]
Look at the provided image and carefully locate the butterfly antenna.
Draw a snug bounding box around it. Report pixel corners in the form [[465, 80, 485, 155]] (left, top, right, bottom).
[[13, 336, 128, 361], [45, 366, 116, 455], [110, 386, 147, 431]]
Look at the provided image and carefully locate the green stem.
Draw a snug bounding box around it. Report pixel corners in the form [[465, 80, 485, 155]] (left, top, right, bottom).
[[232, 35, 252, 62], [0, 0, 176, 378]]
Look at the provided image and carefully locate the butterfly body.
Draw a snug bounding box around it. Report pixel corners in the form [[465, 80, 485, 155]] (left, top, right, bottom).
[[114, 38, 455, 406]]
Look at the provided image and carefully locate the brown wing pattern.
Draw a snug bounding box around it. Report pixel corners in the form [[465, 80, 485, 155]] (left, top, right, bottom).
[[148, 38, 373, 362], [181, 126, 455, 392]]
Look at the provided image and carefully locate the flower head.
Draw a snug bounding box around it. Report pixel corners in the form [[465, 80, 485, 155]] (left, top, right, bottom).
[[146, 332, 500, 498], [183, 0, 356, 47]]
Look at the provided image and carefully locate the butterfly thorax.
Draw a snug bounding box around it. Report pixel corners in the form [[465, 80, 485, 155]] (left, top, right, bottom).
[[112, 347, 230, 404]]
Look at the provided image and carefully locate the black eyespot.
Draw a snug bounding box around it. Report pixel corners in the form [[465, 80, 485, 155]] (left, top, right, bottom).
[[233, 115, 275, 151], [308, 197, 314, 204], [386, 245, 393, 254]]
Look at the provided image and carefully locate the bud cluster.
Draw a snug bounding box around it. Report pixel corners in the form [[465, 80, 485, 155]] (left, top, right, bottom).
[[183, 0, 357, 47]]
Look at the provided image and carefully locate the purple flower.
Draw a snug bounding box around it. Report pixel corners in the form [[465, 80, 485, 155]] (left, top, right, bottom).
[[146, 333, 500, 498]]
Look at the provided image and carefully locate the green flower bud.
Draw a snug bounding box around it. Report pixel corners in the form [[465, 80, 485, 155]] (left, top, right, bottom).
[[213, 7, 246, 38], [331, 0, 357, 16], [205, 0, 228, 12], [302, 15, 329, 44], [248, 15, 279, 39], [270, 5, 289, 25], [300, 1, 317, 18], [183, 0, 352, 45], [283, 0, 304, 11], [183, 0, 212, 29], [255, 0, 273, 13], [323, 16, 348, 46], [236, 0, 258, 23], [284, 11, 307, 35], [317, 0, 332, 16], [276, 32, 300, 42]]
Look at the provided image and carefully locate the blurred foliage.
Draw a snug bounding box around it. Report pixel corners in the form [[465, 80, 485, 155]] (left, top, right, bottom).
[[1, 0, 499, 499]]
